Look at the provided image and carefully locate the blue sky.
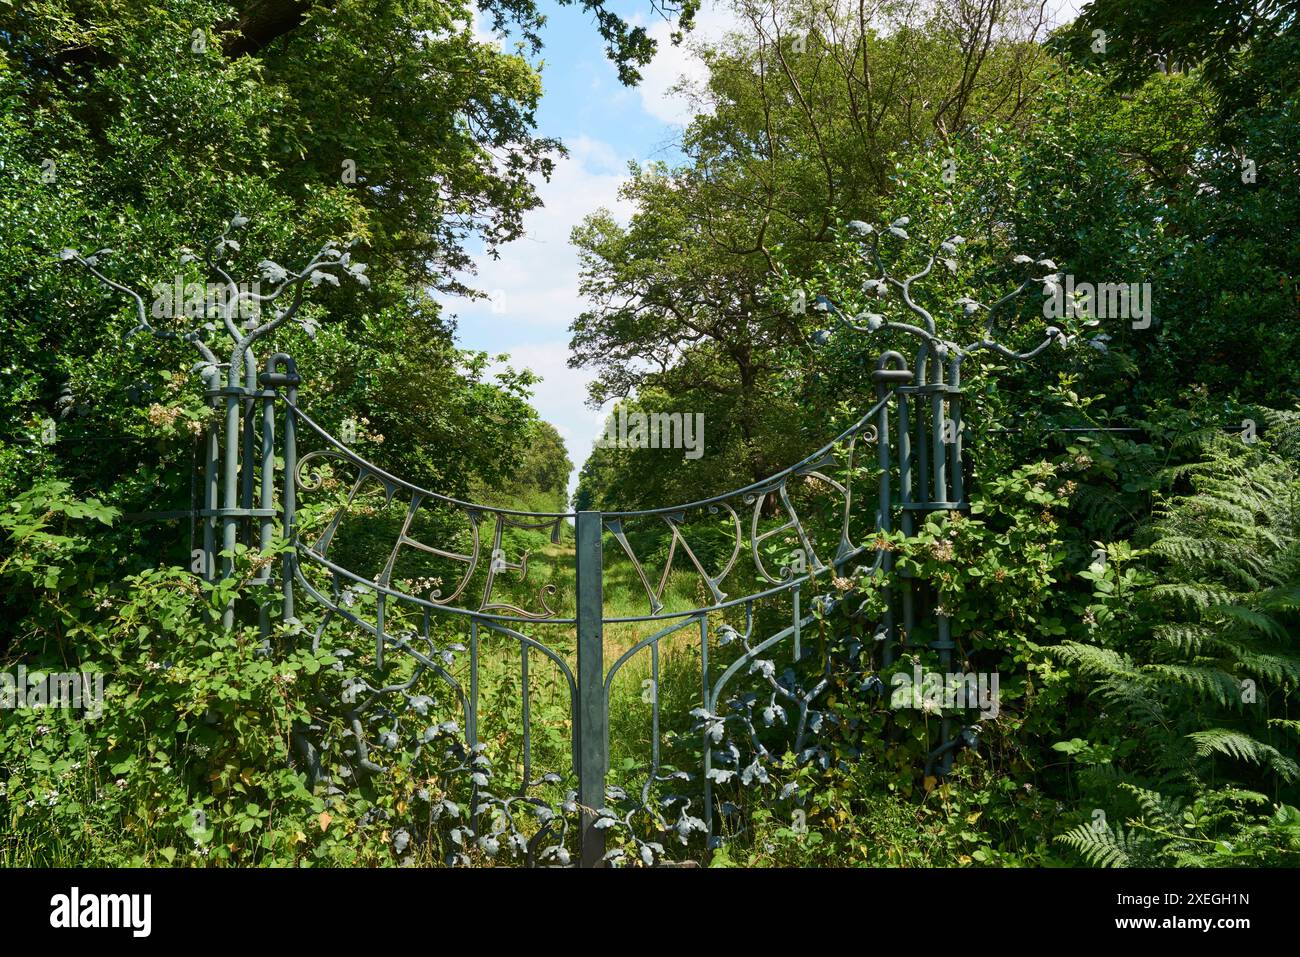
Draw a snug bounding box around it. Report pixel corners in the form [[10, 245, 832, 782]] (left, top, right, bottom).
[[439, 0, 1081, 501], [437, 1, 740, 502]]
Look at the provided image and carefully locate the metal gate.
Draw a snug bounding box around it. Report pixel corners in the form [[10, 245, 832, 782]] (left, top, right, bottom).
[[68, 219, 1065, 866], [228, 339, 993, 865]]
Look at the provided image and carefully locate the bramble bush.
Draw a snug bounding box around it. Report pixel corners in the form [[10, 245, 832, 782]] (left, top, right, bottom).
[[0, 481, 574, 866]]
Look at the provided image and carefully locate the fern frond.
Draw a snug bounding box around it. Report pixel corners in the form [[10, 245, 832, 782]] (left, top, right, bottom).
[[1056, 820, 1141, 867], [1147, 582, 1237, 614], [1119, 783, 1183, 830], [1235, 651, 1300, 688], [1093, 675, 1170, 729], [1259, 583, 1300, 612], [1143, 664, 1241, 707], [1209, 604, 1289, 643], [1072, 483, 1138, 538], [1188, 729, 1300, 782], [1048, 642, 1135, 678], [1151, 622, 1214, 654]]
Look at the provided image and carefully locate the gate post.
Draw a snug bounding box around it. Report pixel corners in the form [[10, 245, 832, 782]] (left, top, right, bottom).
[[575, 510, 607, 867], [258, 354, 301, 623]]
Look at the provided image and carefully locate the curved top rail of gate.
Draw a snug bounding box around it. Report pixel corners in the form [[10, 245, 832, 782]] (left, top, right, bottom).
[[288, 400, 576, 519], [286, 385, 897, 626]]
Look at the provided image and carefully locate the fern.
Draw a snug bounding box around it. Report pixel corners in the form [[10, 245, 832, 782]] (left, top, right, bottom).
[[1143, 664, 1242, 707], [1048, 642, 1134, 677], [1056, 820, 1147, 867], [1072, 482, 1138, 539], [1124, 784, 1184, 831], [1189, 730, 1300, 783], [1055, 407, 1300, 864], [1211, 604, 1291, 643]]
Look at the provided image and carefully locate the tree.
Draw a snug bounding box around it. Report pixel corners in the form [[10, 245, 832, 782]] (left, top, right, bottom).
[[568, 0, 1058, 505], [0, 0, 635, 565], [480, 419, 574, 512], [1055, 0, 1300, 126]]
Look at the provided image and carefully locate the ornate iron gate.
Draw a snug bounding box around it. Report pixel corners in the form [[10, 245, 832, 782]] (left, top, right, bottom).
[[68, 216, 1066, 866], [283, 367, 913, 865]]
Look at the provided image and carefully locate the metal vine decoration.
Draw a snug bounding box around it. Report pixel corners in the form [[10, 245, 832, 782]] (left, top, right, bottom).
[[583, 215, 1084, 858], [61, 214, 370, 383], [63, 215, 371, 630], [63, 217, 581, 865], [288, 410, 571, 628], [816, 216, 1079, 362]]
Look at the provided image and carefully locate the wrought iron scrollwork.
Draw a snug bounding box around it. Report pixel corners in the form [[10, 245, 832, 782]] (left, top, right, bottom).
[[601, 391, 889, 622], [289, 401, 571, 624]]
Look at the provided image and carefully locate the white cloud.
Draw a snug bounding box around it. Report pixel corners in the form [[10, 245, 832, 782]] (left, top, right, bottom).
[[636, 2, 742, 126], [454, 135, 631, 333], [486, 341, 616, 500], [462, 3, 504, 47], [440, 136, 633, 499], [1045, 0, 1085, 29]]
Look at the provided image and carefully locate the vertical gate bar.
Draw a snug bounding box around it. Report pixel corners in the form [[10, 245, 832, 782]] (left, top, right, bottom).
[[650, 641, 661, 781], [205, 428, 219, 579], [916, 348, 930, 504], [948, 357, 964, 505], [916, 395, 930, 504], [792, 586, 801, 661], [280, 373, 298, 622], [895, 386, 913, 666], [699, 615, 712, 836], [930, 361, 946, 504], [466, 616, 481, 844], [942, 358, 966, 771], [875, 382, 894, 665], [575, 510, 607, 867], [933, 360, 955, 770], [468, 617, 480, 749], [203, 368, 220, 582], [521, 641, 531, 794], [258, 386, 276, 639], [221, 376, 242, 630], [241, 359, 257, 543], [876, 389, 893, 530]]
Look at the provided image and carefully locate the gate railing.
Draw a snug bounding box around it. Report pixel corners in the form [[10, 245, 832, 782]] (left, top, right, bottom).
[[272, 351, 959, 865], [67, 214, 1069, 866]]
